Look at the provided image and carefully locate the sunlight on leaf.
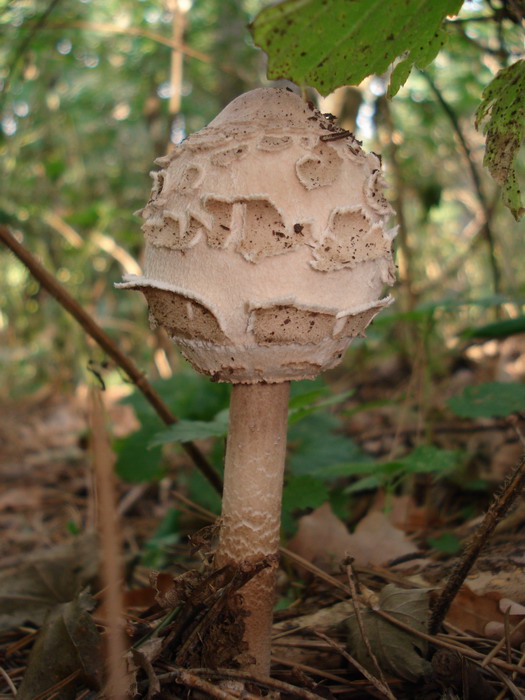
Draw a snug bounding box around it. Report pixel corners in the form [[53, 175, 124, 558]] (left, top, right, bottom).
[[476, 59, 525, 221], [250, 0, 462, 96]]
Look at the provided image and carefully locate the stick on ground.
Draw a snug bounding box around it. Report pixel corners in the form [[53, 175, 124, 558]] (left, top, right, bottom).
[[429, 453, 525, 634]]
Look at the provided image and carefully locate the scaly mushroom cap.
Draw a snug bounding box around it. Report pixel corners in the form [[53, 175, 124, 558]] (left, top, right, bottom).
[[119, 88, 397, 383]]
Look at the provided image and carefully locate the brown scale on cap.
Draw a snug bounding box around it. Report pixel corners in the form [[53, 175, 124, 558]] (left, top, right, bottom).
[[250, 303, 337, 346]]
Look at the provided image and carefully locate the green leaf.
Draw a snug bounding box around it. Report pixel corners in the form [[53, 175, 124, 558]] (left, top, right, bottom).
[[461, 315, 525, 340], [288, 389, 354, 425], [315, 461, 378, 479], [448, 381, 525, 418], [281, 474, 329, 534], [475, 59, 525, 221], [401, 445, 461, 475], [283, 474, 329, 511], [115, 417, 164, 483], [344, 473, 382, 494], [141, 508, 180, 569], [250, 0, 462, 97], [427, 532, 462, 555], [122, 371, 230, 422], [150, 409, 229, 447], [288, 413, 371, 477]]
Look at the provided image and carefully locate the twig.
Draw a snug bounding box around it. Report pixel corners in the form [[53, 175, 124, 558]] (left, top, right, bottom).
[[376, 95, 416, 312], [0, 667, 17, 696], [491, 665, 524, 700], [19, 20, 242, 77], [429, 452, 525, 634], [313, 630, 397, 700], [156, 668, 326, 699], [166, 0, 187, 153], [0, 224, 223, 495], [481, 617, 525, 668], [1, 0, 62, 102], [512, 645, 525, 684], [20, 20, 211, 65], [507, 414, 525, 448], [420, 71, 501, 297], [279, 546, 351, 597], [90, 389, 127, 700], [270, 654, 347, 684], [31, 670, 80, 700], [377, 609, 525, 676], [166, 670, 240, 699], [343, 559, 396, 699]]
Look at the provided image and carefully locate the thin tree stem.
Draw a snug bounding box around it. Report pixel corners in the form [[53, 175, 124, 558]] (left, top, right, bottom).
[[429, 453, 525, 634], [0, 224, 223, 494], [421, 70, 501, 296]]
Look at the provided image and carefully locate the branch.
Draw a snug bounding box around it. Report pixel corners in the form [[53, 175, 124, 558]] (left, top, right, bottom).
[[1, 0, 62, 102], [429, 452, 525, 634], [45, 19, 212, 65], [0, 224, 223, 495], [18, 20, 240, 77], [421, 70, 501, 296]]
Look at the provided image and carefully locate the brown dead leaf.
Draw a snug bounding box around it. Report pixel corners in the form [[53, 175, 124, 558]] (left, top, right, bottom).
[[447, 587, 502, 636], [0, 487, 42, 512], [16, 589, 103, 699], [375, 494, 442, 532], [484, 597, 525, 645], [447, 586, 525, 644], [287, 503, 418, 571], [0, 533, 99, 630]]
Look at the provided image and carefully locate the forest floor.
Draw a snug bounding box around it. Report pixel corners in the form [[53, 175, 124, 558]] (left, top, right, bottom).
[[1, 337, 525, 699]]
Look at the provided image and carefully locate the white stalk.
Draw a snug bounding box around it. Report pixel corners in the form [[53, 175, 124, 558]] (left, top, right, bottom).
[[214, 382, 290, 676]]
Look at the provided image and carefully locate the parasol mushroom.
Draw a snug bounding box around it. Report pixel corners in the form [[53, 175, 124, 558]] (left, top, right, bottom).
[[118, 87, 396, 675]]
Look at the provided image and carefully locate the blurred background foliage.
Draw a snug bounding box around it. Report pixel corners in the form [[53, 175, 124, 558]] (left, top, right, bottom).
[[1, 0, 524, 561], [1, 0, 523, 398], [1, 0, 263, 393]]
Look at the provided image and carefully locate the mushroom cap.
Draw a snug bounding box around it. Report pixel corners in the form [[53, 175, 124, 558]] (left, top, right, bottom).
[[119, 88, 396, 383]]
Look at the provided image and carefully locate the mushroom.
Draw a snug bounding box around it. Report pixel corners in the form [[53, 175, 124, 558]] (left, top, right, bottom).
[[119, 87, 396, 675]]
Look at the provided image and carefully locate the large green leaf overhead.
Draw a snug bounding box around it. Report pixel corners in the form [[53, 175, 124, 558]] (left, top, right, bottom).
[[250, 0, 463, 97], [475, 59, 525, 221]]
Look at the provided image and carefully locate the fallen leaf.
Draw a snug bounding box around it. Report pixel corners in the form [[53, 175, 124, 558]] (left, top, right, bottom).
[[448, 587, 525, 645], [485, 597, 525, 646], [345, 584, 432, 682], [0, 533, 98, 630], [0, 487, 42, 512], [287, 503, 418, 571], [375, 494, 443, 532], [16, 589, 103, 699]]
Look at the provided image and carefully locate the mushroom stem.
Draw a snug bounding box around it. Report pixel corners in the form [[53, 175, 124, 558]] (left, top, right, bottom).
[[214, 381, 290, 676]]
